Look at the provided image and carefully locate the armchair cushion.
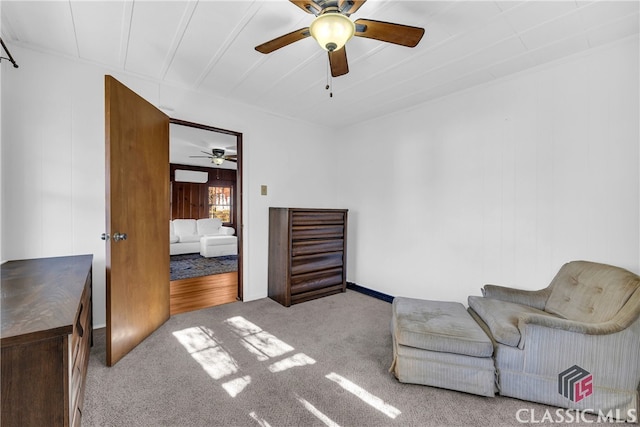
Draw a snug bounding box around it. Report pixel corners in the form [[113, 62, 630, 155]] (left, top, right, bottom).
[[173, 219, 197, 236], [197, 218, 223, 236], [468, 296, 557, 347], [545, 261, 640, 323]]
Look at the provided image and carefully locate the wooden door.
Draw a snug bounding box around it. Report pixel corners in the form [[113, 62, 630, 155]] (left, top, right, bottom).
[[105, 75, 170, 366]]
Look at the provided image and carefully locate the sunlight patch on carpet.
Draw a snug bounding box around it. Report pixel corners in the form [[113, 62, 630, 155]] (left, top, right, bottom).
[[295, 394, 341, 427], [268, 353, 316, 373], [222, 375, 252, 398], [325, 372, 401, 419], [225, 316, 294, 359], [249, 411, 273, 427], [173, 326, 238, 380]]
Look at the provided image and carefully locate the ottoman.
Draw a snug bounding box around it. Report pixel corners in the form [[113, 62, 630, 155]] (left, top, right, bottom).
[[199, 235, 237, 258], [390, 297, 496, 397]]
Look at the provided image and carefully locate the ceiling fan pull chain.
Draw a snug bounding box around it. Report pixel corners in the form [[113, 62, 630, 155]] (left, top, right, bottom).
[[330, 73, 333, 98], [325, 55, 333, 98]]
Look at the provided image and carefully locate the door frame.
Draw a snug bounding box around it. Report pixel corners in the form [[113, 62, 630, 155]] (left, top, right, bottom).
[[169, 118, 244, 301]]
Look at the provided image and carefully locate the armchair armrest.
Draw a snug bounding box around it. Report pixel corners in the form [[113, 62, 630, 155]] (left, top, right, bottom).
[[514, 313, 640, 391], [482, 284, 551, 310], [518, 313, 625, 336], [220, 226, 235, 236]]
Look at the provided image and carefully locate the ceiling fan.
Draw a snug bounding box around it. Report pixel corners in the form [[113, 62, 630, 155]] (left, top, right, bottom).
[[190, 148, 237, 165], [255, 0, 425, 77]]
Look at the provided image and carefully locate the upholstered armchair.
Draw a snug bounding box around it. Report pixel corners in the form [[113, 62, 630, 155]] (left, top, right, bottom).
[[468, 260, 640, 421]]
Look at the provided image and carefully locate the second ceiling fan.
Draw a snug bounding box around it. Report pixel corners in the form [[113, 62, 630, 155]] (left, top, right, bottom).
[[190, 148, 237, 165], [255, 0, 425, 77]]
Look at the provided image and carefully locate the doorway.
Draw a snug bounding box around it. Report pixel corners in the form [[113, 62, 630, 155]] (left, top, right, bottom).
[[168, 119, 243, 314]]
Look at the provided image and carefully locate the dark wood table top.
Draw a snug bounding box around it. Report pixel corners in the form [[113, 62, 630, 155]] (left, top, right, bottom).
[[1, 254, 93, 346]]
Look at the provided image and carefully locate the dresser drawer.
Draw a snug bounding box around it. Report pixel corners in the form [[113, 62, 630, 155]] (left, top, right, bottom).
[[290, 284, 345, 305], [292, 211, 345, 226], [70, 360, 83, 418], [70, 279, 91, 421], [72, 407, 82, 427], [292, 225, 344, 240], [290, 268, 344, 295], [291, 252, 343, 275], [71, 286, 91, 366], [292, 239, 344, 256]]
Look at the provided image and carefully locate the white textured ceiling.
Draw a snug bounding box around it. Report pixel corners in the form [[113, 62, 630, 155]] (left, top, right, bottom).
[[1, 0, 638, 128]]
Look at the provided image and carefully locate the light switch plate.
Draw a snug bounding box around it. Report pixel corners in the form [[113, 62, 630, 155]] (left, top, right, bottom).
[[261, 185, 268, 196]]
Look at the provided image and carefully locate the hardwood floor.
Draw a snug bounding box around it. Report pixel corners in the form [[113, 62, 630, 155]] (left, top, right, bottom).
[[169, 272, 238, 315]]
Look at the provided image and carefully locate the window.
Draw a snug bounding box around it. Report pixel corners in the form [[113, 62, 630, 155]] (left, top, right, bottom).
[[209, 186, 232, 223]]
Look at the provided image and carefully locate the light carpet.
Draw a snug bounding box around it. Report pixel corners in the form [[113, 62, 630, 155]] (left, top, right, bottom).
[[83, 290, 599, 426]]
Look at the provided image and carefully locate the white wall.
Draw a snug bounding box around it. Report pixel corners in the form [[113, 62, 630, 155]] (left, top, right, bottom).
[[337, 37, 640, 304], [1, 45, 342, 327], [3, 36, 639, 327]]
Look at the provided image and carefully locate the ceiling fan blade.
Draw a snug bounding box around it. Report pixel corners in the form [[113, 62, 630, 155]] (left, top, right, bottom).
[[339, 0, 366, 15], [255, 28, 311, 54], [289, 0, 321, 15], [189, 156, 212, 158], [224, 158, 238, 163], [328, 47, 349, 77], [354, 19, 425, 47]]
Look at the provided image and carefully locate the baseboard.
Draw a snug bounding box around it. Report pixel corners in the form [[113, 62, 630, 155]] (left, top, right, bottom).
[[346, 282, 394, 303]]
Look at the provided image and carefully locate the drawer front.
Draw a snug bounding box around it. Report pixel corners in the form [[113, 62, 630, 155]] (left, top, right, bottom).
[[292, 210, 345, 226], [291, 252, 343, 276], [290, 268, 344, 295], [70, 358, 82, 418], [292, 225, 343, 241], [71, 280, 92, 420], [71, 286, 91, 367], [290, 284, 345, 305], [72, 407, 82, 427], [292, 239, 344, 256]]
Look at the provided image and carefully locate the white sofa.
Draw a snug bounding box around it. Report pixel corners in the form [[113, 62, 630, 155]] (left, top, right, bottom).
[[170, 218, 237, 257]]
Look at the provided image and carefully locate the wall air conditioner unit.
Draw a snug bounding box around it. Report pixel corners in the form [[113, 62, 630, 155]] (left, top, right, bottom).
[[174, 169, 208, 183]]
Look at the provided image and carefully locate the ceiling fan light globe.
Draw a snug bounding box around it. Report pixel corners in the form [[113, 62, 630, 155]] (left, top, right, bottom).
[[212, 157, 224, 165], [309, 13, 355, 52]]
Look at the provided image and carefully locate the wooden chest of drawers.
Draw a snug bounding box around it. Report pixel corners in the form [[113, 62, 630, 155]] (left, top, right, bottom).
[[268, 208, 348, 306], [1, 255, 93, 427]]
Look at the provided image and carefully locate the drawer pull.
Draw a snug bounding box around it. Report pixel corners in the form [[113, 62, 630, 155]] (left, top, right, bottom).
[[76, 304, 84, 338]]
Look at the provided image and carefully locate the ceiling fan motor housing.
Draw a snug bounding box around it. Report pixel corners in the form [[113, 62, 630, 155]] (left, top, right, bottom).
[[309, 10, 355, 52]]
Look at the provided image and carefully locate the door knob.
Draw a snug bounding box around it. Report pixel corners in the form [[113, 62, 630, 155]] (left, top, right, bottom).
[[101, 233, 110, 241], [113, 233, 128, 242]]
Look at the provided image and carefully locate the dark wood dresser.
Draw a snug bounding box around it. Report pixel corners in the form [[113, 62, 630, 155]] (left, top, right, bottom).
[[1, 255, 93, 427], [268, 208, 348, 306]]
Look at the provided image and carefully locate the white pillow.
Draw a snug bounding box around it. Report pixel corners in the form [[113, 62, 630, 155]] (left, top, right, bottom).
[[173, 219, 197, 237], [197, 218, 222, 236], [179, 234, 200, 243]]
